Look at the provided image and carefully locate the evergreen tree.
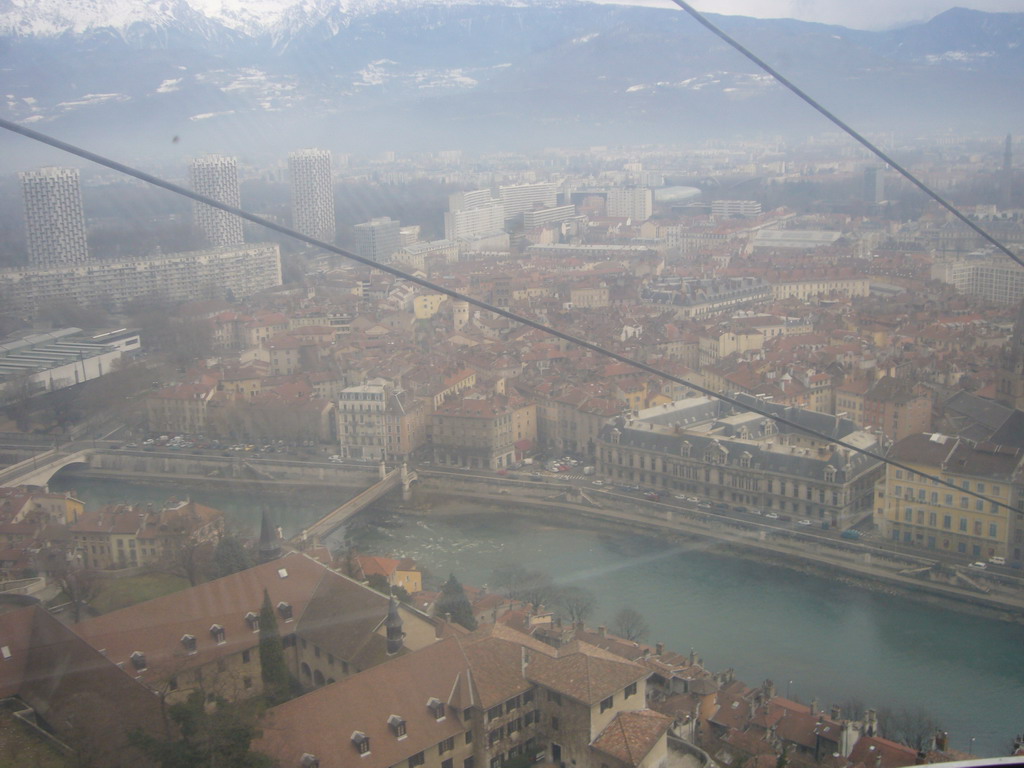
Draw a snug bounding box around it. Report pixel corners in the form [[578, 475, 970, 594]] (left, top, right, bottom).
[[129, 691, 275, 768], [436, 573, 477, 630], [258, 589, 291, 705]]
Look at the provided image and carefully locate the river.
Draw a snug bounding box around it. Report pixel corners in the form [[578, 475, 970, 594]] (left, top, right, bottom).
[[50, 472, 1022, 757]]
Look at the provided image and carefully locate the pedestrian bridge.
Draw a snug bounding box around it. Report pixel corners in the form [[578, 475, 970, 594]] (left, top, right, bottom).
[[292, 462, 417, 545]]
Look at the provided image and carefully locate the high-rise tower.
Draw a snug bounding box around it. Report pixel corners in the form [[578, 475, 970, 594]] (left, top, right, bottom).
[[354, 217, 401, 264], [20, 167, 89, 269], [189, 155, 244, 247], [288, 149, 335, 244]]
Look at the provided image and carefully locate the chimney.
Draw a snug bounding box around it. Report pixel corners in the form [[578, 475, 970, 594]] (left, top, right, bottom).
[[598, 626, 607, 638], [831, 705, 841, 721], [934, 731, 948, 752], [656, 642, 664, 656]]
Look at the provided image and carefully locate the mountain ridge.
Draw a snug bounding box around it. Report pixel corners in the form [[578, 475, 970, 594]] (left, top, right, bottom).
[[0, 2, 1021, 161]]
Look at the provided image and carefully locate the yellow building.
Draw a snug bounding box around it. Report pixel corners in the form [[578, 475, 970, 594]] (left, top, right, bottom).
[[413, 293, 447, 319], [877, 433, 1024, 563]]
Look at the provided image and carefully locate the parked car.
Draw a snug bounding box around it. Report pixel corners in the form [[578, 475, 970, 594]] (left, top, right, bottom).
[[988, 556, 1006, 565], [643, 491, 661, 501], [840, 529, 862, 540], [968, 561, 987, 570], [797, 519, 812, 526], [764, 512, 779, 519]]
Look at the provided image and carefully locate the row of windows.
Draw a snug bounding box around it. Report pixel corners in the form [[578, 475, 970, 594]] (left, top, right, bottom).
[[894, 470, 1000, 496], [897, 509, 999, 538]]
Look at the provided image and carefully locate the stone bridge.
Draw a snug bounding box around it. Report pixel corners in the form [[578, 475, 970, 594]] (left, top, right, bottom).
[[0, 448, 93, 488]]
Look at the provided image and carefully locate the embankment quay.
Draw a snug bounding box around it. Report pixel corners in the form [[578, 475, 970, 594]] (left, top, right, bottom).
[[8, 444, 1024, 620]]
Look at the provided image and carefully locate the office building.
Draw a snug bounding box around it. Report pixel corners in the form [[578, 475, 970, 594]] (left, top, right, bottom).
[[354, 217, 402, 264], [288, 148, 335, 243], [189, 155, 244, 247], [20, 166, 89, 269]]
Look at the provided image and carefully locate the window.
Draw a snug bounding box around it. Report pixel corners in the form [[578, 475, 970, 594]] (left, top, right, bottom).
[[442, 760, 453, 768], [465, 731, 473, 745], [508, 717, 521, 734], [353, 733, 371, 756], [487, 705, 502, 722], [464, 758, 475, 768], [625, 682, 638, 698], [547, 691, 561, 705], [409, 753, 424, 768], [439, 737, 455, 754], [505, 695, 519, 713], [551, 716, 559, 731], [242, 649, 251, 663], [388, 715, 407, 739], [210, 624, 226, 644], [600, 696, 613, 713], [488, 727, 504, 746]]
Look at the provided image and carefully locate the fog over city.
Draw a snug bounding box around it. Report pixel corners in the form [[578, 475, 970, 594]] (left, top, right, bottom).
[[0, 2, 1023, 768]]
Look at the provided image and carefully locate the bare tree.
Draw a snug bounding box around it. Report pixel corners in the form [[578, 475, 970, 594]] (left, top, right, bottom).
[[879, 706, 942, 751], [556, 585, 596, 624], [613, 606, 649, 642], [51, 557, 101, 623], [492, 565, 559, 610]]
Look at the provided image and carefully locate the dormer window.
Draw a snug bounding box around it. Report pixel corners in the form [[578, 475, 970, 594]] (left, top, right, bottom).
[[427, 697, 445, 721], [245, 612, 260, 632], [130, 651, 147, 671], [278, 602, 293, 622], [181, 634, 197, 654], [210, 624, 226, 644], [352, 731, 370, 756], [388, 714, 407, 739], [300, 755, 320, 768]]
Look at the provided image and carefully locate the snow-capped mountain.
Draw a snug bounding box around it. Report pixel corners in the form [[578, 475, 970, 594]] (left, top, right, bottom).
[[0, 2, 1021, 162]]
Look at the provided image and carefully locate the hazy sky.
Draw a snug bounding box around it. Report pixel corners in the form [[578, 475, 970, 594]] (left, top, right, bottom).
[[595, 0, 1024, 30]]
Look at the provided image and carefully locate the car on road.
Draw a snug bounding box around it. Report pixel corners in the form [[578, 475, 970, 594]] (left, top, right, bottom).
[[797, 519, 812, 526], [591, 479, 605, 486], [529, 472, 542, 481], [674, 494, 688, 500], [840, 529, 862, 540], [988, 556, 1006, 566], [764, 512, 779, 519], [968, 561, 987, 570], [643, 491, 661, 501]]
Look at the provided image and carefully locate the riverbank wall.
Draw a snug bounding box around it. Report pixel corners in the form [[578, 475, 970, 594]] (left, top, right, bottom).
[[45, 456, 1024, 623]]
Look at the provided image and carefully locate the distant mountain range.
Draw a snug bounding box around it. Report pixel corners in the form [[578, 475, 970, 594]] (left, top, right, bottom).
[[0, 1, 1021, 165]]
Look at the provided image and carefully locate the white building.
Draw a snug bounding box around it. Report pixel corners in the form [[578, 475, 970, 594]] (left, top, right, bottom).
[[354, 217, 401, 264], [933, 256, 1024, 304], [498, 182, 558, 222], [20, 167, 89, 269], [0, 244, 281, 314], [606, 187, 653, 221], [711, 199, 762, 217], [189, 155, 244, 247], [444, 204, 506, 242], [0, 327, 137, 398], [289, 149, 335, 244], [523, 204, 578, 229]]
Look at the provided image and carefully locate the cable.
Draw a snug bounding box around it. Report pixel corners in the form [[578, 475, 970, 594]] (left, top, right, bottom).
[[667, 0, 1023, 270], [0, 119, 1018, 519]]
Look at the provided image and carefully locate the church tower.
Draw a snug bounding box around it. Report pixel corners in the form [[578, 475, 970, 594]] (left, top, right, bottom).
[[258, 508, 282, 563], [385, 595, 405, 655]]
